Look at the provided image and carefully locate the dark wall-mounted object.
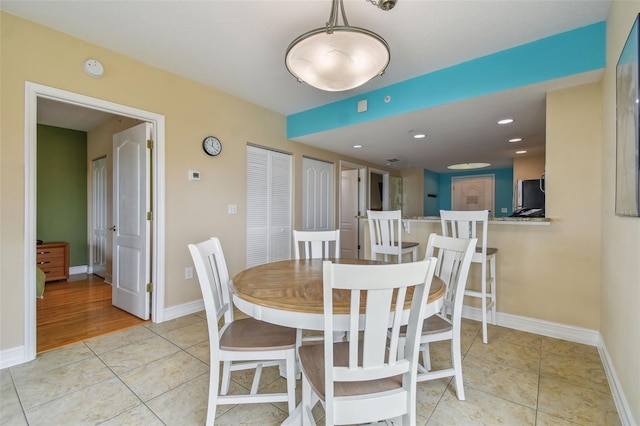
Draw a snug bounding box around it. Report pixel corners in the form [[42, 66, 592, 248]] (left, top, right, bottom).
[[615, 13, 640, 217]]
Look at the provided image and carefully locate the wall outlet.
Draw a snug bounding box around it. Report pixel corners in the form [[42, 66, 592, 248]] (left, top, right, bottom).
[[185, 267, 193, 280], [228, 204, 238, 215], [501, 207, 508, 213]]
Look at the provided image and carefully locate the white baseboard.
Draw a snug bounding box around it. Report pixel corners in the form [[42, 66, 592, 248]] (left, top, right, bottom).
[[598, 341, 637, 426], [69, 265, 88, 275], [0, 346, 30, 370], [461, 306, 600, 345], [161, 299, 205, 322]]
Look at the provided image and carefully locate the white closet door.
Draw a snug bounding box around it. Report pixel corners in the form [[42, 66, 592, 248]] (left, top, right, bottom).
[[247, 146, 292, 268], [302, 157, 334, 231]]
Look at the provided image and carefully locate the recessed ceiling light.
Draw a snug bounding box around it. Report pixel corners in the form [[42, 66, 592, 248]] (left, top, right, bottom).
[[516, 150, 527, 154], [447, 162, 491, 170], [498, 118, 514, 125], [413, 133, 426, 139], [509, 138, 522, 143], [353, 144, 363, 148]]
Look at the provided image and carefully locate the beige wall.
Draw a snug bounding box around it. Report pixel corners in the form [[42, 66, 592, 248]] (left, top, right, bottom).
[[0, 12, 391, 351], [397, 81, 603, 327], [513, 153, 545, 182], [602, 3, 640, 423], [401, 168, 425, 216]]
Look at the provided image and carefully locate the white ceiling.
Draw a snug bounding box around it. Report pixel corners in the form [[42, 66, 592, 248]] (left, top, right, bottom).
[[3, 0, 610, 172]]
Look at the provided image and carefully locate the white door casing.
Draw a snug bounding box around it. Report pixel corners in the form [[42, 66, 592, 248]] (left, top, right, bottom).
[[23, 82, 165, 365], [92, 157, 107, 278], [302, 157, 334, 231], [112, 123, 151, 320]]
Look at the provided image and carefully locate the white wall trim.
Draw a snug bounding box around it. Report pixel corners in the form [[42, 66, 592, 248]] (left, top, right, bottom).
[[162, 299, 205, 322], [462, 306, 600, 345], [69, 265, 88, 275], [598, 340, 636, 426], [23, 82, 166, 366], [0, 346, 28, 370]]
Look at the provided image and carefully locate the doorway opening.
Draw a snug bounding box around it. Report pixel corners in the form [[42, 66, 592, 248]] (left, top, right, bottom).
[[24, 82, 166, 362]]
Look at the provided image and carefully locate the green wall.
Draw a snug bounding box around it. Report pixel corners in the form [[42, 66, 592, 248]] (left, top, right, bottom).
[[37, 124, 87, 266]]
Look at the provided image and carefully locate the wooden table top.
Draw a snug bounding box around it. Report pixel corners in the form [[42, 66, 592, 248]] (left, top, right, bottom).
[[231, 258, 445, 315]]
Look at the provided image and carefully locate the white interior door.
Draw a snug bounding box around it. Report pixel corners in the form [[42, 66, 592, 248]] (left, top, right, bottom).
[[112, 123, 151, 320], [92, 157, 107, 278], [452, 175, 495, 213], [302, 157, 334, 231], [340, 169, 359, 258]]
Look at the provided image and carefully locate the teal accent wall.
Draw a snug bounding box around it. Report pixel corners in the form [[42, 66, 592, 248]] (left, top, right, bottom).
[[428, 168, 514, 218], [287, 22, 606, 138], [423, 169, 439, 216], [37, 124, 88, 266]]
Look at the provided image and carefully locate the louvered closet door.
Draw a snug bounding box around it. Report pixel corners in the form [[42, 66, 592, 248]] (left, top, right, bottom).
[[246, 146, 292, 268]]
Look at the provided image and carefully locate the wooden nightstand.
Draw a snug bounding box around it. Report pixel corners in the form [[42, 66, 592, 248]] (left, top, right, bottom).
[[36, 242, 69, 282]]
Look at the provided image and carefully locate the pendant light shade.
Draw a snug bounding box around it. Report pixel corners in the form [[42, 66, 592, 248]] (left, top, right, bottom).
[[285, 0, 391, 91]]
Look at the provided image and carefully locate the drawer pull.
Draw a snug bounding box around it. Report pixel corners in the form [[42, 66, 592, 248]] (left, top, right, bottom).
[[38, 251, 51, 255], [38, 261, 50, 265]]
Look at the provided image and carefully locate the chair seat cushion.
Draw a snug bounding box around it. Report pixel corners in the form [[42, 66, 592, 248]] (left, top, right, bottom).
[[399, 314, 453, 337], [220, 317, 296, 351], [400, 241, 419, 249], [476, 247, 498, 256], [298, 341, 402, 401]]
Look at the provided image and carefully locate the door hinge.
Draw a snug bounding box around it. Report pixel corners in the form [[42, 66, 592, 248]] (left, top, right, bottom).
[[147, 139, 153, 150], [147, 211, 153, 221], [146, 282, 152, 292]]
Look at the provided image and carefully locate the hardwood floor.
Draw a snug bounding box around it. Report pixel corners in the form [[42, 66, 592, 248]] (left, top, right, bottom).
[[36, 274, 147, 353]]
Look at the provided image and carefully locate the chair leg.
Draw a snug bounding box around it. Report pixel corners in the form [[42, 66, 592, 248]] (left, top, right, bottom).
[[490, 255, 497, 325], [421, 343, 431, 372], [451, 334, 465, 400], [481, 261, 489, 344], [285, 350, 296, 414], [221, 360, 232, 395], [206, 363, 219, 426], [301, 374, 316, 426]]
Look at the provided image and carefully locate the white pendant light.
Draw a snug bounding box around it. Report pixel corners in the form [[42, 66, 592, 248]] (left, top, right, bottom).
[[285, 0, 392, 92]]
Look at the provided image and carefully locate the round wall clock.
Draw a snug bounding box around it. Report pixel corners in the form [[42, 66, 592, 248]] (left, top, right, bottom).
[[202, 136, 222, 156]]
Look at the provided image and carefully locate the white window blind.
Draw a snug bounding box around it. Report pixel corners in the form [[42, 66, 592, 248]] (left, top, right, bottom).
[[246, 146, 292, 268]]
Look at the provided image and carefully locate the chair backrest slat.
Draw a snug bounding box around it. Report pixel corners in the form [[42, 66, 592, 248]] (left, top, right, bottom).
[[293, 230, 341, 259], [322, 258, 437, 389], [425, 233, 477, 321], [440, 210, 489, 258], [188, 237, 233, 345], [367, 210, 405, 262]]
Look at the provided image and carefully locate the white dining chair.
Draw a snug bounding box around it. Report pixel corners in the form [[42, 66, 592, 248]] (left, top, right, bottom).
[[188, 237, 296, 425], [440, 209, 497, 344], [298, 257, 437, 426], [293, 229, 342, 344], [367, 210, 419, 263], [411, 233, 476, 400], [293, 229, 340, 259]]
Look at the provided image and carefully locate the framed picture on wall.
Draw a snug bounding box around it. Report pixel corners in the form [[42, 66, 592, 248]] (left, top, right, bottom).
[[615, 13, 640, 217]]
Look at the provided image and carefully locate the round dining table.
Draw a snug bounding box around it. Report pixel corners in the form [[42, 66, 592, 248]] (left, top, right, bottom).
[[230, 258, 446, 332]]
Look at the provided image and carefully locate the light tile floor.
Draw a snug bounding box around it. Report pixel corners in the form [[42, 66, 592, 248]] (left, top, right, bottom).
[[1, 313, 621, 425]]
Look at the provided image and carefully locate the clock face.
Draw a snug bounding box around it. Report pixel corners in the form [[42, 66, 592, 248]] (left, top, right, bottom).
[[202, 136, 222, 156]]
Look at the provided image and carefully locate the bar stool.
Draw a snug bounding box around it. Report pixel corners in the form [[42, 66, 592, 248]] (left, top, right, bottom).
[[440, 210, 497, 344], [367, 210, 419, 263]]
